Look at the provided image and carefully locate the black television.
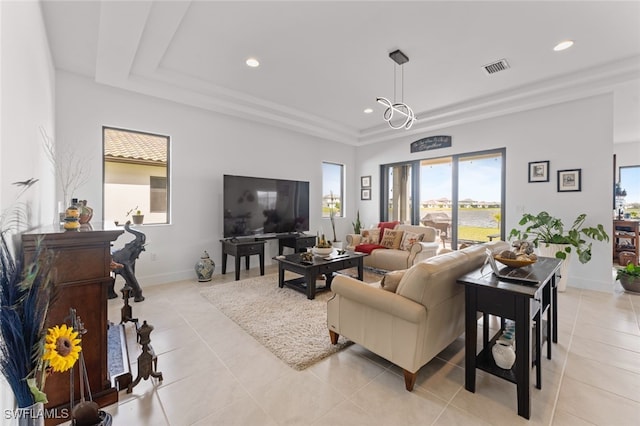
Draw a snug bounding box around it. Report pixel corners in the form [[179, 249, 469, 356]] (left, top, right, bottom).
[[223, 174, 310, 238]]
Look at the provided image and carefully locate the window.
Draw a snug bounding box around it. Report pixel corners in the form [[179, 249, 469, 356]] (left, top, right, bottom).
[[322, 162, 344, 218], [619, 165, 640, 218], [382, 148, 505, 249], [103, 127, 170, 225]]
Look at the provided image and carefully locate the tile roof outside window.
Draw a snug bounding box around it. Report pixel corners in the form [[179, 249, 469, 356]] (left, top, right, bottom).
[[104, 128, 167, 163]]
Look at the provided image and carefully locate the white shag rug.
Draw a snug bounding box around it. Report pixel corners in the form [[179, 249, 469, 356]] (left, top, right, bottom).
[[199, 272, 381, 370]]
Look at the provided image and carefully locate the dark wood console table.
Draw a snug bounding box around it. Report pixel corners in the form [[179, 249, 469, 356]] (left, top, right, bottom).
[[456, 257, 561, 420], [22, 225, 123, 425], [220, 239, 266, 281]]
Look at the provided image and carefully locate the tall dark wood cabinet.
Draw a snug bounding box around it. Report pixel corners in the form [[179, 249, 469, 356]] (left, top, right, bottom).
[[21, 225, 123, 425]]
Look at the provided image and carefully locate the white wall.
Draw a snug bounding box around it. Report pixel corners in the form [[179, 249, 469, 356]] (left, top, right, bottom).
[[0, 0, 56, 234], [355, 95, 615, 292], [0, 0, 56, 418], [55, 71, 357, 284], [614, 141, 640, 175]]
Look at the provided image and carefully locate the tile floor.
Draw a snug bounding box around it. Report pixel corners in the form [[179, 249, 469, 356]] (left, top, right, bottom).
[[93, 265, 639, 426]]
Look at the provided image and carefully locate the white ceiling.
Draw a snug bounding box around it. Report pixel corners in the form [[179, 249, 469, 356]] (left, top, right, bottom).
[[40, 0, 640, 146]]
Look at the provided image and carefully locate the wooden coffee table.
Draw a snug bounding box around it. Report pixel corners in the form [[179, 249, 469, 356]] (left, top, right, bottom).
[[274, 251, 367, 299]]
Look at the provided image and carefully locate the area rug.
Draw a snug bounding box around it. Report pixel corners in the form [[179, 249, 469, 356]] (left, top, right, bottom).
[[199, 272, 381, 370]]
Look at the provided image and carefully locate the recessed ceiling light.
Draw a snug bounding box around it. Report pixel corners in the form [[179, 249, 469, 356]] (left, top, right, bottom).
[[245, 58, 260, 68], [553, 40, 574, 52], [363, 108, 373, 114]]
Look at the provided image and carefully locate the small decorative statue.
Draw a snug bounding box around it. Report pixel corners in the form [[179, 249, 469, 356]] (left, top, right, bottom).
[[109, 222, 146, 302]]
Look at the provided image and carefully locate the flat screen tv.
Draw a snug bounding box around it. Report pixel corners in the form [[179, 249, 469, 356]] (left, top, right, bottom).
[[223, 174, 310, 238]]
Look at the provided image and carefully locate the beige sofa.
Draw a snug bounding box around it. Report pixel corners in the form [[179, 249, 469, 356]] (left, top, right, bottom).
[[345, 224, 440, 271], [327, 240, 510, 391]]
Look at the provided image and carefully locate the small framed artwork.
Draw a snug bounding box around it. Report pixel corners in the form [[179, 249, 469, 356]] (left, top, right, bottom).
[[361, 188, 371, 200], [557, 169, 581, 192], [361, 175, 371, 188], [528, 160, 549, 183]]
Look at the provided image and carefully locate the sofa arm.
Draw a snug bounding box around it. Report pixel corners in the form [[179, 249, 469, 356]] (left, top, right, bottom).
[[330, 275, 426, 323], [345, 233, 362, 250], [408, 241, 440, 266]]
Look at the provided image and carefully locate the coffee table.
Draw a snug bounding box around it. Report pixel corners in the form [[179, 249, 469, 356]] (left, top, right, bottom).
[[274, 251, 367, 299]]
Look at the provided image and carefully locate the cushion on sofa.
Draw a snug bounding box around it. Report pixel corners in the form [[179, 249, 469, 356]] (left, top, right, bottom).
[[355, 243, 386, 254], [360, 228, 381, 244], [400, 231, 424, 251], [380, 228, 404, 249], [380, 269, 406, 292], [378, 221, 400, 236]]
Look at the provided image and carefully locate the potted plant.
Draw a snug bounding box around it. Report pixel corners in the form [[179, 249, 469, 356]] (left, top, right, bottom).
[[132, 210, 144, 225], [509, 211, 609, 291], [352, 210, 362, 234], [616, 263, 640, 293]]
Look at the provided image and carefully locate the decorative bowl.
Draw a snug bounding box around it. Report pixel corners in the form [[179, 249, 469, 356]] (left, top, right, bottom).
[[312, 247, 333, 256], [494, 255, 536, 268]]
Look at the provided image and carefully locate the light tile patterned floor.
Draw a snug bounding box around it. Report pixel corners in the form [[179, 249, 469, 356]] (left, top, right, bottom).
[[93, 265, 639, 425]]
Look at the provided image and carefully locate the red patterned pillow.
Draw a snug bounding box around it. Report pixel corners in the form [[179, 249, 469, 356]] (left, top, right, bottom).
[[378, 221, 400, 235], [354, 243, 386, 254]]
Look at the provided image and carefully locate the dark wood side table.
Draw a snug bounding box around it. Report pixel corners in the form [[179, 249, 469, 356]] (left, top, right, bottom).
[[456, 256, 561, 420], [278, 234, 316, 255], [220, 239, 266, 281]]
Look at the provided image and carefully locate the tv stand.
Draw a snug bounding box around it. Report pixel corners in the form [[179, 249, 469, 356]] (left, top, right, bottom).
[[220, 239, 266, 281]]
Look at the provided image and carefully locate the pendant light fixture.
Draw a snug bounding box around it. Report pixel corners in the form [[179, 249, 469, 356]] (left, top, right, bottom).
[[376, 49, 416, 130]]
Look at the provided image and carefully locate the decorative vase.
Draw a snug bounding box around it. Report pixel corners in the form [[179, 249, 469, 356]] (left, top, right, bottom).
[[312, 247, 333, 256], [16, 402, 45, 426], [195, 250, 215, 282], [78, 200, 93, 224], [63, 201, 80, 230], [619, 275, 640, 293], [492, 341, 516, 370], [536, 243, 571, 292]]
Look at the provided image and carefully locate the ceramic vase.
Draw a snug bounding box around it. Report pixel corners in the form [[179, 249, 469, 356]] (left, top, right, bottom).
[[492, 341, 516, 369], [195, 251, 215, 282]]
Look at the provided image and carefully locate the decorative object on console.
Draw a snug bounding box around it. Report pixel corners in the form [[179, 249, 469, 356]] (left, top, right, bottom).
[[63, 199, 81, 230], [77, 200, 93, 224], [509, 211, 609, 291], [131, 210, 144, 225], [557, 168, 581, 192], [528, 160, 549, 183], [195, 250, 215, 282], [376, 49, 417, 130], [492, 341, 516, 370], [109, 222, 147, 302]]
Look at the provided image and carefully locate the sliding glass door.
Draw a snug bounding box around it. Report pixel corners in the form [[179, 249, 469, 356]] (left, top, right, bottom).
[[383, 148, 505, 249]]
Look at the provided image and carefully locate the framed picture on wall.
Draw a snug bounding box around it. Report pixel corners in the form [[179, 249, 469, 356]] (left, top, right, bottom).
[[557, 169, 581, 192], [528, 160, 549, 182], [361, 176, 371, 188], [361, 188, 371, 200]]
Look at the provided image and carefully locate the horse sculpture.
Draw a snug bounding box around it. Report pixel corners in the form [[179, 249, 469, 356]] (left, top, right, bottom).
[[109, 221, 146, 302]]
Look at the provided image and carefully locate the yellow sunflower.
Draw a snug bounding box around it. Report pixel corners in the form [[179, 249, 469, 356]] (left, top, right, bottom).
[[42, 324, 82, 372]]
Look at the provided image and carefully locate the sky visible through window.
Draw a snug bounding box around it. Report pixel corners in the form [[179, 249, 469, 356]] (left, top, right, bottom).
[[420, 156, 501, 202], [620, 166, 640, 204]]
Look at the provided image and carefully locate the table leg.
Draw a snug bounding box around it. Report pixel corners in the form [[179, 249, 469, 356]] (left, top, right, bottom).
[[306, 269, 316, 300], [534, 311, 541, 389], [235, 255, 241, 281], [222, 252, 227, 275], [483, 313, 490, 349], [259, 252, 265, 276], [515, 297, 531, 419], [552, 274, 558, 343], [357, 258, 364, 280], [278, 240, 284, 256], [245, 255, 250, 270], [278, 263, 284, 288], [464, 287, 477, 393]]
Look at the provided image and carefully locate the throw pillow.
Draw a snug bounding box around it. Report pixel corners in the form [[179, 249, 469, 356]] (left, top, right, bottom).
[[381, 269, 406, 293], [360, 228, 381, 244], [378, 221, 400, 236], [400, 231, 424, 251], [380, 228, 404, 249], [354, 243, 386, 254]]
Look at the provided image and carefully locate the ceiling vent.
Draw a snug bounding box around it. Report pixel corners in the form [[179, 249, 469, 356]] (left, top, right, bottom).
[[482, 59, 510, 75]]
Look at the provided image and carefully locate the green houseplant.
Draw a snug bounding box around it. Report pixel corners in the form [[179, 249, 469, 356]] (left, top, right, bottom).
[[508, 211, 609, 264], [616, 263, 640, 293], [352, 210, 362, 234]]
